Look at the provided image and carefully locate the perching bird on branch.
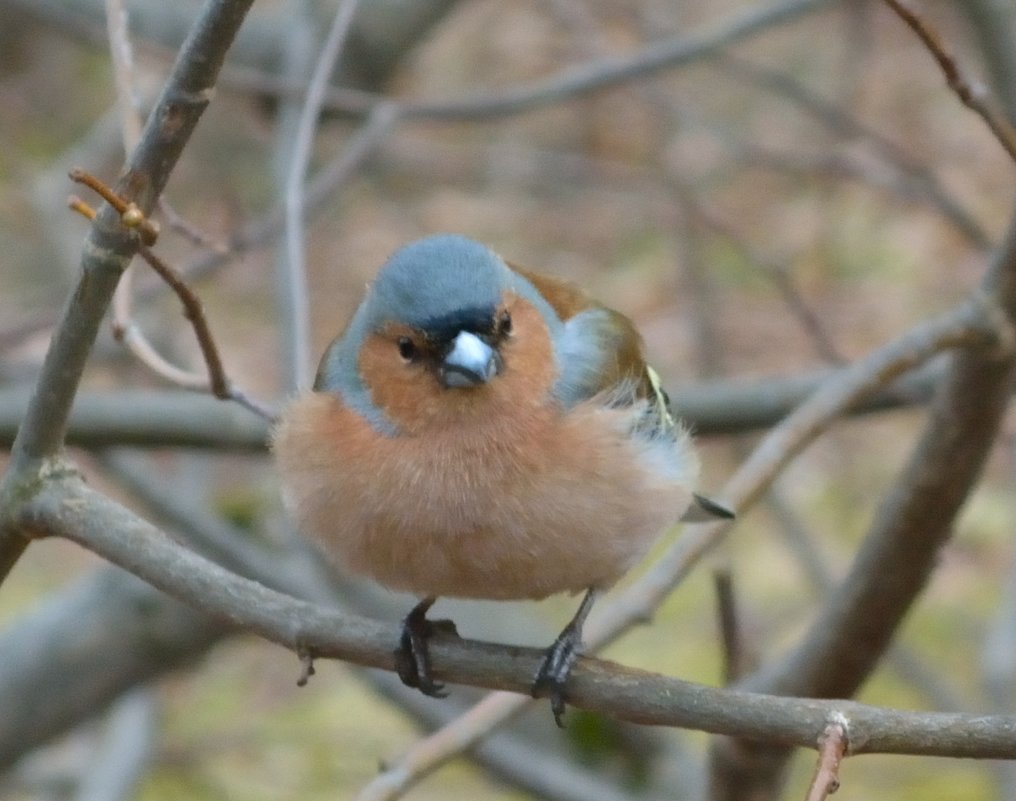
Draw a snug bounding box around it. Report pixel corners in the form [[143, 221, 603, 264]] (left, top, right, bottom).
[[273, 234, 732, 724]]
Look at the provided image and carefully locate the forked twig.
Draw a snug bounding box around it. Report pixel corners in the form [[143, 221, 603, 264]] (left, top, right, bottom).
[[805, 717, 849, 801], [883, 0, 1016, 164], [68, 171, 276, 422]]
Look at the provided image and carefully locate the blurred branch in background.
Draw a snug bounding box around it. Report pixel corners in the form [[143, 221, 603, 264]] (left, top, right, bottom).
[[707, 1, 1016, 795], [3, 0, 1016, 799], [0, 358, 975, 450], [1, 0, 461, 92]]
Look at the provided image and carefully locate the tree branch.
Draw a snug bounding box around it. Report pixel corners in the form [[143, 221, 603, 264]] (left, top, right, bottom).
[[12, 472, 1016, 760], [280, 0, 364, 390], [3, 0, 461, 93], [0, 357, 976, 453], [883, 0, 1016, 163], [0, 0, 256, 583], [707, 191, 1016, 801], [226, 0, 839, 121]]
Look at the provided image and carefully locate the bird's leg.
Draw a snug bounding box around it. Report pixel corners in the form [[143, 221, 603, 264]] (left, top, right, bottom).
[[532, 588, 598, 727], [394, 596, 457, 698]]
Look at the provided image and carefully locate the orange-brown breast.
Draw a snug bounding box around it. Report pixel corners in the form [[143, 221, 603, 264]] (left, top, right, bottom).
[[511, 262, 654, 402], [272, 388, 692, 600]]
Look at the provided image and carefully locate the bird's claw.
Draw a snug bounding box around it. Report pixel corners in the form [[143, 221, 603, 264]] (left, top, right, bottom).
[[394, 599, 457, 698], [531, 622, 583, 727]]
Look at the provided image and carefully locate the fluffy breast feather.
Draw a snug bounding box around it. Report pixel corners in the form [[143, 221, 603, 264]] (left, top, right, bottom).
[[273, 391, 697, 600]]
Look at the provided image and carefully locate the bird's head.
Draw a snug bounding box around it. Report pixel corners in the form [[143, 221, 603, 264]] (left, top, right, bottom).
[[315, 235, 564, 434]]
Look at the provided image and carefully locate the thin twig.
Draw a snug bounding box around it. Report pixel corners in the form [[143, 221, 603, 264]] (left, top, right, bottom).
[[883, 0, 1016, 164], [671, 182, 846, 365], [139, 244, 228, 397], [157, 196, 230, 253], [104, 0, 143, 154], [69, 179, 276, 422], [805, 717, 849, 801], [68, 169, 160, 245], [281, 0, 363, 390], [714, 568, 748, 685], [715, 53, 992, 249], [222, 0, 836, 121]]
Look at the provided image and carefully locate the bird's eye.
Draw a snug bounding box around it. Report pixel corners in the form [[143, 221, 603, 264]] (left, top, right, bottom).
[[499, 310, 512, 335], [397, 337, 417, 361]]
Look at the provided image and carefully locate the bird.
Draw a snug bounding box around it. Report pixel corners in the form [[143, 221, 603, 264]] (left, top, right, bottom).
[[272, 234, 732, 724]]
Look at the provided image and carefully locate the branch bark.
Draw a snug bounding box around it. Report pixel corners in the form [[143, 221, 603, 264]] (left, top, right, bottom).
[[706, 206, 1016, 801], [0, 359, 967, 452], [0, 0, 256, 583], [11, 472, 1016, 761]]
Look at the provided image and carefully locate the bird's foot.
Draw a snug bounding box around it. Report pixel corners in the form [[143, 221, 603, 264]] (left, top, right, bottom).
[[394, 597, 457, 698], [531, 621, 584, 728]]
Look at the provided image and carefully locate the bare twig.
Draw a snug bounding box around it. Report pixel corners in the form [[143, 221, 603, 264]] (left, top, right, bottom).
[[222, 0, 837, 121], [68, 170, 160, 246], [716, 53, 992, 250], [714, 568, 749, 685], [883, 0, 1016, 164], [156, 196, 230, 253], [103, 0, 143, 154], [138, 244, 229, 394], [281, 0, 364, 390], [0, 0, 257, 584], [805, 717, 849, 801], [68, 179, 276, 422], [671, 184, 846, 364]]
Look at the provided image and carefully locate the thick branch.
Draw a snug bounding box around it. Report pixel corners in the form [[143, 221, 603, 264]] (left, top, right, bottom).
[[0, 566, 226, 768], [231, 0, 839, 121], [12, 473, 1016, 760]]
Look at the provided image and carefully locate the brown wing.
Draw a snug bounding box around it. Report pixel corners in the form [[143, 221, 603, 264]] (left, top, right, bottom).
[[508, 261, 672, 431], [508, 261, 593, 322]]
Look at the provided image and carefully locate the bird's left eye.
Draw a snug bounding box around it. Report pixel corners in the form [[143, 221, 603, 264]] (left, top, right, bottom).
[[499, 310, 512, 335], [397, 337, 417, 361]]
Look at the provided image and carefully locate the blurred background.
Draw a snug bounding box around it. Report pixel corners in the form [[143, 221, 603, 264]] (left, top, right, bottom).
[[1, 0, 1015, 799]]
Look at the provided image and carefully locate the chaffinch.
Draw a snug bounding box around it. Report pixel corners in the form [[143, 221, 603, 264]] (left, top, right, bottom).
[[273, 234, 731, 724]]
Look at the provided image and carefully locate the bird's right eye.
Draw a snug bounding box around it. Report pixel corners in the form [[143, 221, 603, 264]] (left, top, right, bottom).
[[397, 337, 417, 361]]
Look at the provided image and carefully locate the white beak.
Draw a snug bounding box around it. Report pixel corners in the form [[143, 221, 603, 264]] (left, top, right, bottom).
[[440, 331, 500, 388]]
